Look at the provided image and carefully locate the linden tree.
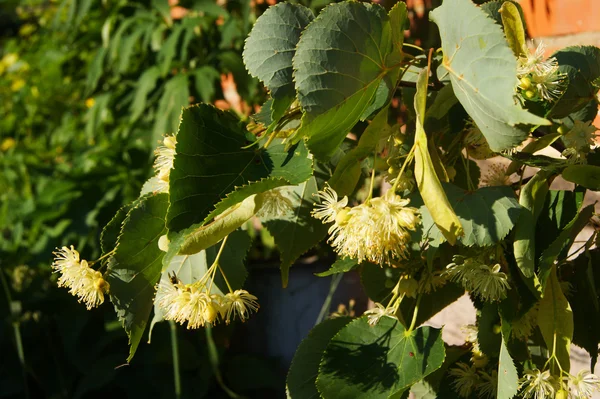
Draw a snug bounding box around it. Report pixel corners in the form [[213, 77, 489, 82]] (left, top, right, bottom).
[[50, 0, 600, 398]]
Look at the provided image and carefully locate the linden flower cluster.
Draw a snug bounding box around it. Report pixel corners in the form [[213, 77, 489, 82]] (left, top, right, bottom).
[[155, 276, 259, 328], [449, 363, 497, 398], [517, 42, 565, 102], [153, 134, 177, 193], [51, 246, 110, 310], [312, 186, 420, 265], [444, 255, 510, 302], [561, 120, 598, 164]]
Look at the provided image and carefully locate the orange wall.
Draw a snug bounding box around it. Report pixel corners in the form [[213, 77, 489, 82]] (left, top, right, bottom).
[[520, 0, 600, 37]]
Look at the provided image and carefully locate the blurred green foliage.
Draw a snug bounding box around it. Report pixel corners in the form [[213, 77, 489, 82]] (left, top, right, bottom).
[[0, 0, 278, 397]]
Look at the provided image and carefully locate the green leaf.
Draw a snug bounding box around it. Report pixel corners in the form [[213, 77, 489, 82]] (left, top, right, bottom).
[[431, 0, 549, 152], [106, 193, 169, 362], [167, 104, 313, 232], [152, 74, 189, 143], [506, 133, 562, 175], [193, 65, 221, 103], [481, 0, 526, 28], [243, 3, 314, 100], [550, 46, 600, 118], [562, 164, 600, 190], [498, 333, 519, 399], [399, 283, 465, 328], [316, 257, 360, 277], [538, 204, 594, 287], [360, 262, 400, 303], [478, 303, 501, 357], [414, 69, 463, 245], [500, 1, 526, 57], [329, 106, 390, 197], [158, 24, 185, 76], [287, 317, 352, 399], [100, 204, 131, 255], [290, 2, 406, 159], [537, 265, 574, 373], [412, 184, 521, 247], [513, 171, 549, 279], [264, 176, 329, 287], [568, 248, 600, 365], [316, 317, 445, 398], [130, 66, 160, 122]]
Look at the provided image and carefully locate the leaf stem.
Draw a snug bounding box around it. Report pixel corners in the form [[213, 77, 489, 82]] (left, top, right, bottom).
[[391, 144, 416, 193], [407, 293, 422, 333], [315, 273, 344, 325], [0, 270, 29, 399], [169, 321, 182, 399], [205, 325, 244, 398]]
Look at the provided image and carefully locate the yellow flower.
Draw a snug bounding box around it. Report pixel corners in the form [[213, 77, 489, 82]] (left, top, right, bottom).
[[477, 370, 498, 399], [72, 267, 109, 310], [449, 362, 480, 398], [363, 303, 397, 326], [153, 134, 177, 193], [1, 53, 18, 68], [256, 187, 294, 219], [517, 42, 566, 102], [156, 277, 259, 327], [221, 290, 259, 324], [519, 369, 556, 399], [51, 246, 109, 309], [52, 246, 82, 289], [11, 79, 26, 92], [85, 98, 96, 108], [1, 137, 16, 152], [314, 188, 419, 265], [312, 184, 348, 224], [562, 120, 597, 152], [567, 370, 600, 398], [482, 163, 511, 187], [445, 256, 510, 302]]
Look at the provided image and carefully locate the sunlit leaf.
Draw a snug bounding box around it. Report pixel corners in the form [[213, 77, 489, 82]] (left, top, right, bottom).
[[431, 0, 549, 152]]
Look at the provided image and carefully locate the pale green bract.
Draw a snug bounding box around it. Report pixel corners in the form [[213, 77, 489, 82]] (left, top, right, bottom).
[[430, 0, 549, 152]]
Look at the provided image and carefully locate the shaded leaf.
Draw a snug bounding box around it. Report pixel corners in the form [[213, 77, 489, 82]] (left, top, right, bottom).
[[538, 266, 574, 373], [264, 176, 329, 287], [538, 204, 594, 287], [107, 193, 169, 362], [329, 106, 390, 197], [316, 257, 360, 277], [513, 171, 550, 278], [287, 317, 352, 399], [562, 164, 600, 190], [412, 184, 521, 247], [550, 46, 600, 118], [316, 317, 445, 399], [431, 0, 549, 152], [167, 104, 312, 232]]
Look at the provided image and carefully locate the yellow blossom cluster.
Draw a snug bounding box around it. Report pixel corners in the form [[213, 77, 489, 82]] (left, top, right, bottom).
[[444, 255, 510, 302], [155, 276, 259, 329], [153, 134, 177, 193], [517, 42, 566, 102], [51, 246, 109, 310], [312, 186, 420, 265]]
